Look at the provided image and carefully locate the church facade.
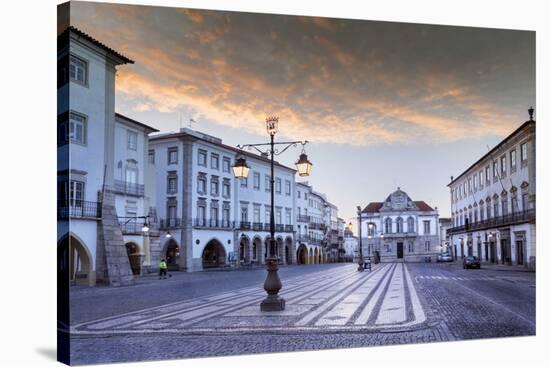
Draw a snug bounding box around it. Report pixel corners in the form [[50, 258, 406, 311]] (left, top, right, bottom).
[[359, 188, 440, 262]]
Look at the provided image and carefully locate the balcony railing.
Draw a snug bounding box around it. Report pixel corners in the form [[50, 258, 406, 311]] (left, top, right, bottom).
[[275, 224, 284, 232], [237, 221, 251, 230], [159, 218, 181, 229], [58, 200, 101, 219], [114, 180, 145, 197], [253, 222, 263, 231], [297, 214, 310, 222], [285, 224, 294, 232], [447, 209, 535, 235], [119, 221, 143, 235]]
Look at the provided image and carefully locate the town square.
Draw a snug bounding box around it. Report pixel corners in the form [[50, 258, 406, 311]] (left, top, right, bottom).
[[55, 2, 536, 365]]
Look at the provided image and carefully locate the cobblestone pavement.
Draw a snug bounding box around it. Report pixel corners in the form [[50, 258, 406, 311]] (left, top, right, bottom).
[[67, 262, 535, 365]]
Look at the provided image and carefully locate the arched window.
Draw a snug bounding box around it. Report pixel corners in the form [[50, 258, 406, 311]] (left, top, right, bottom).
[[396, 217, 403, 233], [407, 217, 415, 232], [385, 217, 392, 233]]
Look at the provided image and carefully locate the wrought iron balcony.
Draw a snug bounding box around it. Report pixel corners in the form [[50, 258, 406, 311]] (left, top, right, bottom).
[[447, 209, 535, 235], [114, 180, 145, 197], [238, 221, 251, 230], [58, 200, 101, 219], [275, 224, 284, 232], [253, 222, 263, 231], [297, 214, 310, 222], [119, 221, 143, 235], [159, 218, 181, 229], [285, 224, 294, 232]]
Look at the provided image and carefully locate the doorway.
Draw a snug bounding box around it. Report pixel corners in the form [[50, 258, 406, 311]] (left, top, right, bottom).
[[396, 242, 404, 259], [516, 240, 524, 266]]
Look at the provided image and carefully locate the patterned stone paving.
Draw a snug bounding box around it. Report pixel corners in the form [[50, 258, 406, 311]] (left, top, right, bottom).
[[72, 263, 427, 335]]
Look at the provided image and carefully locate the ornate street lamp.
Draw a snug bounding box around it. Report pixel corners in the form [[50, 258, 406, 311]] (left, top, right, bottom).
[[233, 116, 311, 312], [231, 156, 250, 180], [295, 149, 313, 177]]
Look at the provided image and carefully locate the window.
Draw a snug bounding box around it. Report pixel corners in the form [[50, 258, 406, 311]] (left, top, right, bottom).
[[265, 206, 271, 224], [285, 180, 291, 196], [70, 55, 87, 84], [197, 174, 207, 194], [480, 205, 484, 220], [485, 166, 491, 184], [396, 217, 403, 233], [521, 143, 528, 162], [210, 206, 219, 223], [222, 179, 230, 198], [241, 207, 248, 222], [304, 193, 308, 200], [211, 153, 219, 170], [167, 202, 177, 220], [148, 149, 155, 164], [468, 178, 472, 193], [367, 223, 375, 236], [69, 180, 84, 206], [473, 175, 477, 191], [253, 206, 261, 223], [127, 130, 138, 150], [276, 178, 282, 194], [423, 220, 430, 235], [500, 155, 506, 175], [211, 180, 219, 196], [222, 157, 231, 172], [493, 161, 498, 180], [265, 175, 271, 192], [70, 112, 87, 145], [486, 204, 491, 219], [240, 176, 248, 188], [167, 172, 177, 194], [198, 149, 207, 167], [222, 207, 230, 225], [408, 241, 414, 253], [502, 198, 508, 216], [425, 241, 430, 252], [276, 208, 282, 224], [125, 167, 137, 185], [407, 217, 415, 232], [297, 191, 301, 199], [253, 172, 260, 190], [493, 201, 499, 217], [479, 171, 484, 188], [385, 218, 392, 233], [197, 205, 206, 224], [285, 210, 292, 225], [510, 150, 516, 171], [168, 147, 178, 165]]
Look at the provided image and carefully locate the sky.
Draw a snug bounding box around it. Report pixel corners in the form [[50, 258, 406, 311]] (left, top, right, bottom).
[[68, 1, 535, 225]]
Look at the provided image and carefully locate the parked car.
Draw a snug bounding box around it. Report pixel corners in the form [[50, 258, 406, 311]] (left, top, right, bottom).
[[463, 256, 481, 269], [437, 253, 453, 263]]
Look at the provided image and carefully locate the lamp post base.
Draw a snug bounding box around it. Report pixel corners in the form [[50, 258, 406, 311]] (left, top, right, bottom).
[[357, 257, 364, 272], [261, 257, 285, 311], [260, 295, 286, 311]]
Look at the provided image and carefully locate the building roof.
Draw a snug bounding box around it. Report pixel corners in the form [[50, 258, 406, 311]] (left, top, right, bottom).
[[448, 115, 535, 187], [149, 129, 296, 172], [58, 26, 134, 65], [115, 113, 159, 133], [361, 200, 434, 213]]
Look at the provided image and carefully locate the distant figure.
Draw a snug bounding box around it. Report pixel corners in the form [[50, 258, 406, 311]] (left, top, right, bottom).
[[159, 259, 168, 279]]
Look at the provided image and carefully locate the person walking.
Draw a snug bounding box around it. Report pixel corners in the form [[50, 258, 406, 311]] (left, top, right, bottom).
[[159, 259, 168, 279]]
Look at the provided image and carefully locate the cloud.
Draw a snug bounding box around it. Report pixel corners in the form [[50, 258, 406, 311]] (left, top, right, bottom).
[[70, 3, 535, 147]]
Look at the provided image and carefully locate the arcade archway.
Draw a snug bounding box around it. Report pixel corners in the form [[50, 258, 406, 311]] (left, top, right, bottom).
[[202, 239, 226, 268]]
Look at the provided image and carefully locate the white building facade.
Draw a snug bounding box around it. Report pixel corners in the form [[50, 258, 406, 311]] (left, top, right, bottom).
[[150, 128, 297, 272], [57, 27, 158, 286], [447, 113, 536, 268], [359, 188, 440, 262]]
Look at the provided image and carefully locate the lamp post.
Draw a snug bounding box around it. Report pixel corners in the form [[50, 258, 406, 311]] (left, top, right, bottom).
[[232, 116, 312, 312], [356, 206, 364, 271]]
